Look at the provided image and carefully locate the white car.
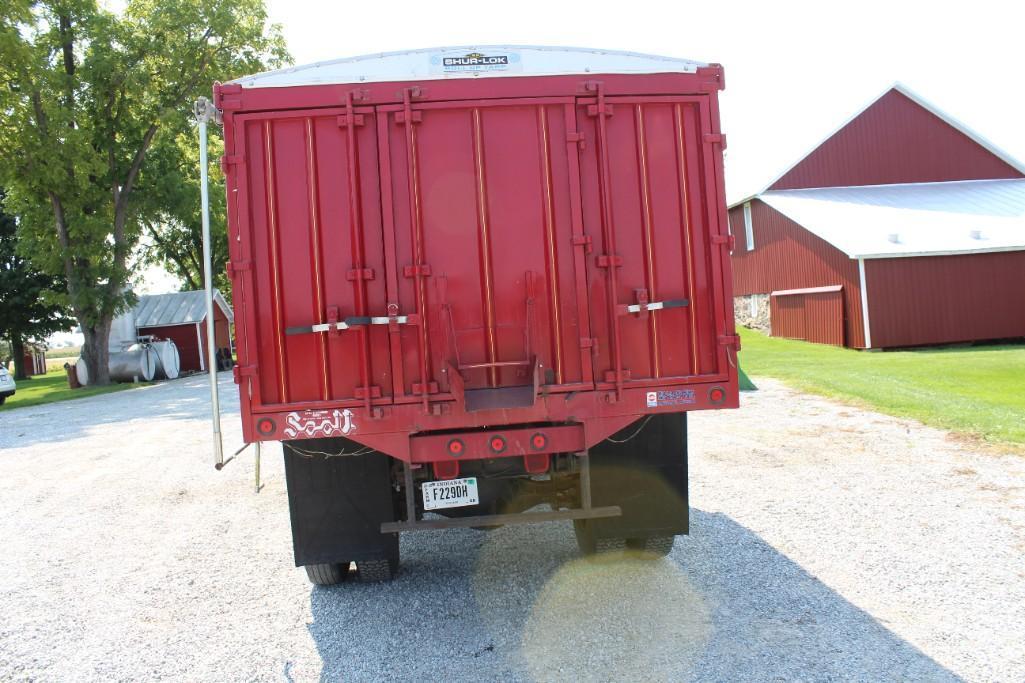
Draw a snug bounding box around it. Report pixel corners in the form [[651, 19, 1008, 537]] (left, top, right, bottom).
[[0, 366, 16, 405]]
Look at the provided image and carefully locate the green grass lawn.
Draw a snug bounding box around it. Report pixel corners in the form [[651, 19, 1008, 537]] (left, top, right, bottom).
[[738, 328, 1025, 447], [0, 369, 142, 412]]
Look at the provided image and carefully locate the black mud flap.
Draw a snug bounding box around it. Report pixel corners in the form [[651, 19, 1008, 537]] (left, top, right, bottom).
[[585, 412, 688, 540], [283, 438, 399, 567]]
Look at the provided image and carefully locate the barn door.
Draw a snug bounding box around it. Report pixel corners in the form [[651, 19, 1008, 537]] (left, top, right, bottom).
[[232, 106, 392, 410], [378, 95, 594, 409], [770, 287, 844, 345]]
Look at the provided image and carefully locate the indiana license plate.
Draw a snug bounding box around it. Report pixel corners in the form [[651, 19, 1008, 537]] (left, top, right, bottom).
[[422, 477, 479, 511]]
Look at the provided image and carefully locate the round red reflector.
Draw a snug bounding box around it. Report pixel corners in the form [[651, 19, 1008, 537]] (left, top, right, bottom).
[[257, 418, 276, 435], [447, 439, 465, 457], [489, 436, 507, 453], [531, 433, 547, 451], [709, 387, 726, 404]]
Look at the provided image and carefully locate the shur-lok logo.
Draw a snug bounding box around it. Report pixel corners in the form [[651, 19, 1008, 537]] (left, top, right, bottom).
[[443, 52, 510, 69]]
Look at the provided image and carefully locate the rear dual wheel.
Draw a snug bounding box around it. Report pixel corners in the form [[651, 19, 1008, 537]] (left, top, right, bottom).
[[305, 562, 348, 585], [574, 520, 675, 558], [627, 535, 675, 557], [304, 558, 400, 586]]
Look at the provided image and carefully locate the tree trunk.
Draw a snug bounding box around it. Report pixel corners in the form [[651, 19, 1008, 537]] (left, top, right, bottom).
[[80, 319, 113, 386], [11, 336, 27, 381]]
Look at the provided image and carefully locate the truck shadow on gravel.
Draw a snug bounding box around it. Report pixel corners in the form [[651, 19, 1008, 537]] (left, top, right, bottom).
[[304, 510, 963, 682]]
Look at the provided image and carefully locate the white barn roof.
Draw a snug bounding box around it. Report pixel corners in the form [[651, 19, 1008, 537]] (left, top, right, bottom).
[[230, 46, 706, 88], [760, 178, 1025, 259], [134, 290, 233, 327]]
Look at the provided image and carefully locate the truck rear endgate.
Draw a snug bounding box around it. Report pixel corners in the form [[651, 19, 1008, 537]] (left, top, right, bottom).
[[208, 46, 738, 584]]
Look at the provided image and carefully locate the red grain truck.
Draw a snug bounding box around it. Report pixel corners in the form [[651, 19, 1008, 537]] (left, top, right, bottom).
[[212, 46, 738, 584]]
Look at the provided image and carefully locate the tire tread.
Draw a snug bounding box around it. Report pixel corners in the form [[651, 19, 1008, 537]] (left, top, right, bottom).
[[305, 562, 348, 585]]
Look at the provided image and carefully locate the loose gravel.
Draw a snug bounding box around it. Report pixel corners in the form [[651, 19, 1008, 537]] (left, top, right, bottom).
[[1, 374, 1023, 681]]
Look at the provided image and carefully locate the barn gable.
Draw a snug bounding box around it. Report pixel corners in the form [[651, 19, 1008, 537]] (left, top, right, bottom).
[[728, 85, 1025, 350], [767, 86, 1025, 191]]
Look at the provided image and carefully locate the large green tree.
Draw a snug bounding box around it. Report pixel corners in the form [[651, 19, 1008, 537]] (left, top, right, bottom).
[[0, 190, 74, 379], [137, 115, 230, 298], [0, 0, 285, 384]]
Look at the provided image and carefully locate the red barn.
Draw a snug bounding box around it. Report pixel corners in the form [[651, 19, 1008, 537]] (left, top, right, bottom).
[[728, 84, 1025, 348], [133, 290, 234, 372]]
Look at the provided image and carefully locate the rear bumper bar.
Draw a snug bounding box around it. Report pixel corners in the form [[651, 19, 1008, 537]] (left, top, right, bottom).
[[380, 505, 621, 533]]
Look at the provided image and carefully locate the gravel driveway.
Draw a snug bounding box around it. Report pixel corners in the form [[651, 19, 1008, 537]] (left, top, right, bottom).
[[1, 374, 1023, 681]]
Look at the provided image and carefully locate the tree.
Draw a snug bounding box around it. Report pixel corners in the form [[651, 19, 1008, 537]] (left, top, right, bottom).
[[137, 115, 230, 299], [0, 190, 75, 379], [0, 0, 286, 384]]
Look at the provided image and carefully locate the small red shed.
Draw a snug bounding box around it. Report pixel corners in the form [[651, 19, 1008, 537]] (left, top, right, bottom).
[[21, 345, 47, 376], [133, 290, 233, 372], [729, 84, 1025, 348]]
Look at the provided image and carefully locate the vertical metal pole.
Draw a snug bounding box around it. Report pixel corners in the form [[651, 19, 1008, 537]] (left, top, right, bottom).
[[254, 442, 261, 493], [579, 452, 592, 510], [196, 97, 224, 469], [404, 462, 416, 523]]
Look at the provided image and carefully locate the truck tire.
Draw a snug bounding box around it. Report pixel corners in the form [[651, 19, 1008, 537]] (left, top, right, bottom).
[[356, 558, 398, 583], [627, 535, 675, 557], [305, 562, 349, 585], [573, 520, 627, 556]]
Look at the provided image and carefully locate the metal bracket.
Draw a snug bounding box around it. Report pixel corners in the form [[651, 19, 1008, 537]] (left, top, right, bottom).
[[232, 364, 257, 384], [403, 263, 432, 278], [719, 334, 741, 350], [395, 110, 423, 125], [604, 369, 631, 383], [411, 381, 440, 395], [571, 234, 593, 253], [711, 233, 736, 251], [225, 259, 252, 279], [336, 113, 365, 127], [346, 268, 375, 281], [354, 385, 382, 399], [703, 133, 727, 149], [212, 82, 243, 113], [219, 154, 243, 175], [582, 80, 614, 117]]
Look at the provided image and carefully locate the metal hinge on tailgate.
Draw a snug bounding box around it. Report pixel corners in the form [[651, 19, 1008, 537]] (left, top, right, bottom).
[[220, 154, 243, 175], [703, 133, 726, 149], [711, 234, 736, 251], [232, 364, 257, 384], [718, 334, 741, 351], [225, 260, 252, 280]]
